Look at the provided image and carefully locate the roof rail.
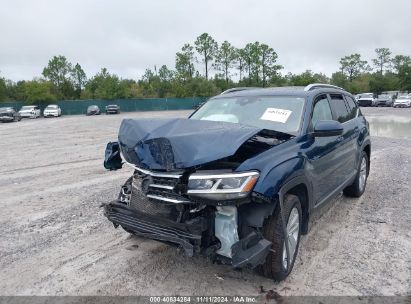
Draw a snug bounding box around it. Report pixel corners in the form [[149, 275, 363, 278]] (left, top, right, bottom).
[[220, 87, 260, 95], [304, 83, 344, 91]]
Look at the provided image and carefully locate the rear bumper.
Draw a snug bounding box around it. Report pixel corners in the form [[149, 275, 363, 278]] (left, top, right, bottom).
[[0, 116, 14, 121], [104, 201, 204, 256]]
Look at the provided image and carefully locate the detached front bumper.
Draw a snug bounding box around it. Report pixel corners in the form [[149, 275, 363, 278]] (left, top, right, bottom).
[[103, 200, 272, 268], [104, 201, 205, 256]]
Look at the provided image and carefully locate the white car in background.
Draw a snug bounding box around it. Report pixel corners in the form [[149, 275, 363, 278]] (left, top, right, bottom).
[[43, 104, 62, 117], [19, 105, 41, 118], [356, 93, 376, 107], [393, 96, 411, 108]]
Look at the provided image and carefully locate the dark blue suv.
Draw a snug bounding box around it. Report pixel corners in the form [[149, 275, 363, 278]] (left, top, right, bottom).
[[104, 83, 371, 281]]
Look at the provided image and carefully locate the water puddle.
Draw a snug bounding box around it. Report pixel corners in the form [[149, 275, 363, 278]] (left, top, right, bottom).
[[367, 116, 411, 139]]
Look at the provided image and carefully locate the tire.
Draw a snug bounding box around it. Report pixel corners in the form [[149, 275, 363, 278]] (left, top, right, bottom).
[[259, 194, 302, 281], [343, 151, 369, 197]]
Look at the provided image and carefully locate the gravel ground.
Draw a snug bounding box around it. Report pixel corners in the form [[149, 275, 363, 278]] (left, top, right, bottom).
[[0, 107, 410, 296]]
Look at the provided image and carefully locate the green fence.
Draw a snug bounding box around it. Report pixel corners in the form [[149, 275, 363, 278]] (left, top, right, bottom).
[[0, 97, 208, 115]]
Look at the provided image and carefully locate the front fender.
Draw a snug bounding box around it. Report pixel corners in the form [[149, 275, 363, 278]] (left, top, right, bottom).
[[241, 157, 312, 228], [253, 156, 307, 199]]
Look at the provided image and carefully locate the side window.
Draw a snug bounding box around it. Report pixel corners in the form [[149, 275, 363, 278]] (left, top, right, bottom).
[[345, 96, 358, 120], [310, 95, 333, 130], [329, 94, 350, 123]]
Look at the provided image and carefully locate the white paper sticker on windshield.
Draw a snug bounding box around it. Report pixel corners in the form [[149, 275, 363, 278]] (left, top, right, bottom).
[[260, 108, 292, 123]]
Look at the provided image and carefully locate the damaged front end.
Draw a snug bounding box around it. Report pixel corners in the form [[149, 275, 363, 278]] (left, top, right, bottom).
[[103, 118, 292, 269]]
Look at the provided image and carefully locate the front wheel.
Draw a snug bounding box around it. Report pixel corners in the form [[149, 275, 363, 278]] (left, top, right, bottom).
[[344, 151, 369, 197], [259, 194, 302, 281]]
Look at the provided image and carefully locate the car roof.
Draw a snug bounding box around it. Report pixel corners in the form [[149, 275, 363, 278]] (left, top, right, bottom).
[[212, 84, 350, 100]]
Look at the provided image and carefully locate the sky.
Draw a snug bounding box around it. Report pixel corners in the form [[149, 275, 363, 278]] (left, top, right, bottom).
[[1, 0, 410, 82]]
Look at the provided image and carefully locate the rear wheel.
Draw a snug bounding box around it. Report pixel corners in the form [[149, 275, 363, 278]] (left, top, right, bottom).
[[259, 194, 302, 281], [344, 151, 368, 197]]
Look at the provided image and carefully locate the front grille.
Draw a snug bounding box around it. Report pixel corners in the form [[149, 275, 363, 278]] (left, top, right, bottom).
[[128, 172, 190, 220]]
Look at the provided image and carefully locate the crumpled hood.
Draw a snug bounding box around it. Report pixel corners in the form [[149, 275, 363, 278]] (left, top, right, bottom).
[[118, 118, 262, 170]]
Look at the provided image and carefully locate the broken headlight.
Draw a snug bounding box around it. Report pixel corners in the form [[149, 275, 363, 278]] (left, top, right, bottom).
[[187, 171, 259, 200]]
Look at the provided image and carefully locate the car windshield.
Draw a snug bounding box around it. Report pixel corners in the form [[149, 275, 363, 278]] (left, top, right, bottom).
[[190, 96, 305, 134], [21, 106, 34, 110], [397, 96, 408, 100], [46, 105, 58, 109], [88, 106, 98, 110]]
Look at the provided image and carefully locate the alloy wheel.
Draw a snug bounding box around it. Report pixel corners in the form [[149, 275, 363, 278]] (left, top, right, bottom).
[[282, 207, 300, 270]]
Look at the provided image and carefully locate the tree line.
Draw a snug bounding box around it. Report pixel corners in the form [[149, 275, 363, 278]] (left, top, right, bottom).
[[1, 33, 410, 104]]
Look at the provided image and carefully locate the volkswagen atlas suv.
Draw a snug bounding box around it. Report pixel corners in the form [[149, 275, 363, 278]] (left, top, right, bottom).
[[103, 84, 371, 281]]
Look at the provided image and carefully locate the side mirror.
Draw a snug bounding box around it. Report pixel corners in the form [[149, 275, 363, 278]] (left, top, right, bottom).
[[313, 120, 343, 137]]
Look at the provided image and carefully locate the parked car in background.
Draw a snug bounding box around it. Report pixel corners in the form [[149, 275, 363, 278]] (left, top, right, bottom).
[[357, 93, 375, 107], [0, 107, 22, 122], [86, 105, 101, 116], [43, 104, 62, 117], [105, 104, 120, 114], [393, 96, 411, 108], [375, 94, 394, 107], [103, 84, 371, 281], [19, 105, 41, 118]]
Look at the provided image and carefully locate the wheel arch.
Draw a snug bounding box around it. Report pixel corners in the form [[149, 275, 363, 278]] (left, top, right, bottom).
[[278, 176, 312, 235], [363, 143, 371, 176]]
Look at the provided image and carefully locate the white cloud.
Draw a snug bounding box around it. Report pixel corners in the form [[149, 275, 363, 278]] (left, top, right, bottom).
[[1, 0, 410, 81]]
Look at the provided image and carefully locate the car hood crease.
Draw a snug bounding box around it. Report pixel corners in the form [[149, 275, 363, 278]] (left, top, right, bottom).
[[118, 118, 263, 170]]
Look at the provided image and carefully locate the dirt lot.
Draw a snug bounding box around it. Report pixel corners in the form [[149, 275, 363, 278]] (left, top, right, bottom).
[[0, 108, 410, 296]]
